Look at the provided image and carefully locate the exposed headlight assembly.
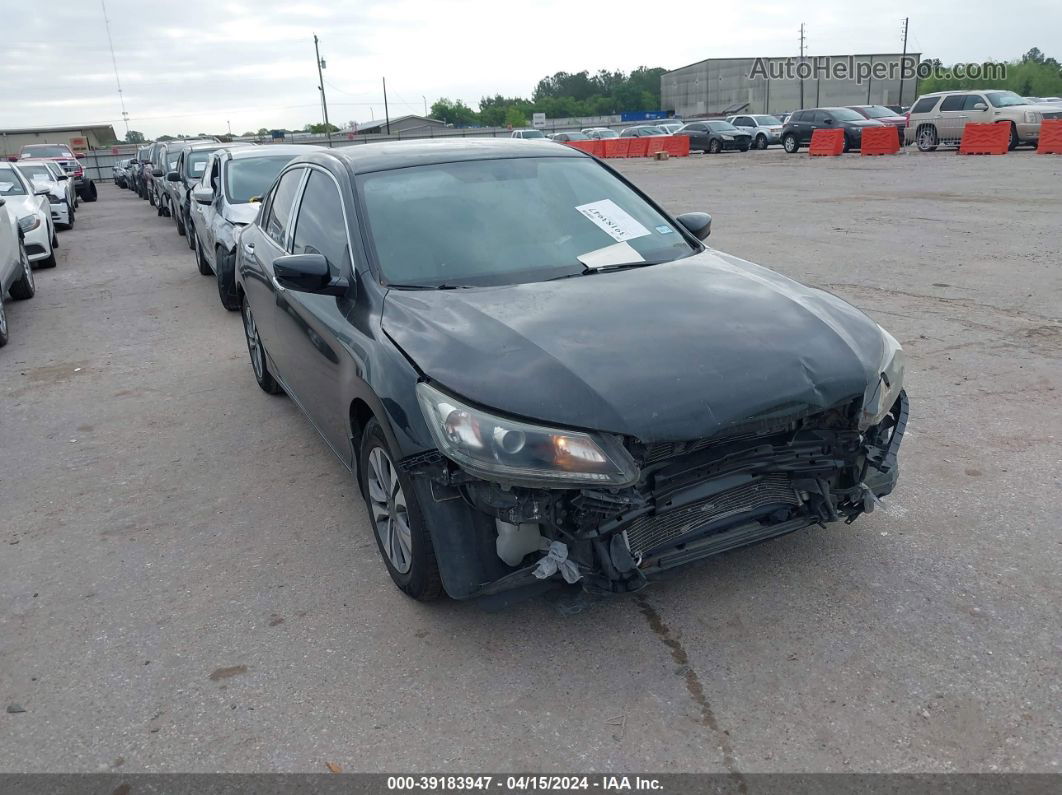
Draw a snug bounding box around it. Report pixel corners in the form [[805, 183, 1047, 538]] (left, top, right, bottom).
[[859, 328, 906, 430], [416, 382, 639, 488], [17, 214, 41, 233], [1025, 111, 1042, 124]]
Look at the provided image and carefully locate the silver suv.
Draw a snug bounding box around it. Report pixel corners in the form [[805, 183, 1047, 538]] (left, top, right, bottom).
[[907, 90, 1062, 151], [725, 114, 785, 149]]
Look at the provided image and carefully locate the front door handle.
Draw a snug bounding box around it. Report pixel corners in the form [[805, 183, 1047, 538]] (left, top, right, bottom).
[[243, 241, 255, 255]]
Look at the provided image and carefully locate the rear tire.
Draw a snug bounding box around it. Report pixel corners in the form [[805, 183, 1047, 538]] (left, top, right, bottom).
[[9, 241, 35, 300], [241, 297, 282, 395], [0, 293, 8, 348], [359, 419, 443, 602], [82, 182, 97, 202], [916, 125, 938, 152]]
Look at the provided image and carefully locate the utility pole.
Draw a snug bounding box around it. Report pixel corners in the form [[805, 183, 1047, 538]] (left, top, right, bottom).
[[422, 95, 427, 116], [314, 34, 332, 146], [799, 23, 806, 110], [383, 77, 391, 135], [898, 17, 910, 106]]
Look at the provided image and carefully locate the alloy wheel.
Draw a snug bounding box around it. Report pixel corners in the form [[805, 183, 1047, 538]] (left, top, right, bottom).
[[366, 447, 413, 574], [0, 297, 7, 338], [22, 246, 34, 292], [242, 302, 264, 380]]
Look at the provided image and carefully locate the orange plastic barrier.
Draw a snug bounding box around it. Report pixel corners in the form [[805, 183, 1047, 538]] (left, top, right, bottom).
[[661, 136, 690, 157], [1037, 119, 1062, 154], [602, 138, 631, 158], [588, 140, 606, 158], [564, 140, 595, 154], [644, 138, 667, 157], [860, 125, 900, 156], [809, 128, 845, 156], [627, 138, 649, 157], [958, 122, 1009, 155]]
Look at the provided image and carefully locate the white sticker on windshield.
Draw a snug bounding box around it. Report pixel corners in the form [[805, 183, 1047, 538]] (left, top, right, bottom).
[[576, 199, 651, 242], [193, 162, 206, 173], [0, 182, 13, 193]]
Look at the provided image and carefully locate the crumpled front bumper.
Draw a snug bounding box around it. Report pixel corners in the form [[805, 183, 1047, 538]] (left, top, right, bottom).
[[404, 394, 909, 600]]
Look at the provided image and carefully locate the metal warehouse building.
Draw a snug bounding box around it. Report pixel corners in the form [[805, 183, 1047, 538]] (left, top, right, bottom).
[[0, 124, 119, 159], [662, 54, 921, 117]]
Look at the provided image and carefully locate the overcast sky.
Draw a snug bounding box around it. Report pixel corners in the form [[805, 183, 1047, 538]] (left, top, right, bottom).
[[2, 1, 1059, 138]]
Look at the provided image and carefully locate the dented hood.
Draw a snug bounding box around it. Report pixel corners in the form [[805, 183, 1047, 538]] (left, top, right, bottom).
[[382, 250, 885, 442]]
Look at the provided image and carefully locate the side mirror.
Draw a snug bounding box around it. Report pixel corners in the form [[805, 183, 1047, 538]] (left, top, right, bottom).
[[75, 152, 86, 159], [166, 171, 181, 182], [192, 185, 214, 205], [34, 186, 51, 196], [676, 212, 712, 240], [152, 167, 164, 177], [972, 102, 988, 111], [274, 253, 349, 296]]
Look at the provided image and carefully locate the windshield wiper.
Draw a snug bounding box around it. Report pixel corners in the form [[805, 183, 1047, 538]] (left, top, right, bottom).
[[548, 259, 668, 281], [386, 283, 468, 290]]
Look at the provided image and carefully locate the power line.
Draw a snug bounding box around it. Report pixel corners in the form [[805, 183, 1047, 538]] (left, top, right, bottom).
[[99, 0, 128, 137]]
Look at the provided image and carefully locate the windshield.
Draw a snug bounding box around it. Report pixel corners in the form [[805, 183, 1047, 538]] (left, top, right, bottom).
[[0, 166, 28, 195], [224, 156, 293, 204], [562, 131, 589, 140], [827, 108, 866, 121], [859, 106, 897, 118], [185, 150, 216, 178], [18, 164, 54, 182], [21, 145, 72, 158], [986, 91, 1028, 108], [594, 129, 619, 138], [519, 130, 546, 138], [706, 121, 739, 132], [753, 115, 781, 125], [358, 157, 696, 288], [636, 126, 665, 135]]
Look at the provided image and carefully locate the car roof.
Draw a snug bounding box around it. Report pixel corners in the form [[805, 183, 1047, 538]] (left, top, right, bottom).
[[224, 144, 323, 160], [320, 139, 582, 174]]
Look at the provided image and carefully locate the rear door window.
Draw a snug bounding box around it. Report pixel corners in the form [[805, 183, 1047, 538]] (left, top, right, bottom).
[[911, 97, 940, 114], [939, 95, 968, 111], [264, 168, 305, 249]]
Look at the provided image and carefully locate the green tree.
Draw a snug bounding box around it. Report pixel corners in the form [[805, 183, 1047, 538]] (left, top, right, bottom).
[[430, 98, 479, 127], [124, 130, 145, 144], [303, 122, 339, 134]]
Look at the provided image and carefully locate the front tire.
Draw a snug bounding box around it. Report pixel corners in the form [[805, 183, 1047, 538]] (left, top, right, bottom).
[[241, 298, 282, 395], [9, 241, 35, 300], [359, 419, 443, 601], [756, 134, 768, 150], [0, 293, 8, 348], [1008, 123, 1019, 151], [195, 236, 212, 275], [216, 247, 240, 311], [783, 134, 799, 153], [708, 138, 722, 154]]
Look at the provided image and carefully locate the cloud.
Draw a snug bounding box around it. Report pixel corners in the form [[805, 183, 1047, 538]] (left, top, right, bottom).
[[0, 0, 1058, 138]]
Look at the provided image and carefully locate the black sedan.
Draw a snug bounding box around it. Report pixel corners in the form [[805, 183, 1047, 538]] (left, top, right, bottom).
[[235, 140, 907, 601], [675, 120, 752, 153], [781, 107, 887, 153]]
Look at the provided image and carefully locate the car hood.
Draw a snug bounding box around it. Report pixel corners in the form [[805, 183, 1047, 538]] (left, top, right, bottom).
[[0, 194, 41, 218], [223, 202, 260, 225], [382, 249, 886, 442]]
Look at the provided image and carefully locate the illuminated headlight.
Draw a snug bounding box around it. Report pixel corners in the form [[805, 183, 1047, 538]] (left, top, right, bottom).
[[1024, 111, 1042, 124], [17, 214, 41, 233], [416, 382, 639, 488], [859, 328, 906, 430]]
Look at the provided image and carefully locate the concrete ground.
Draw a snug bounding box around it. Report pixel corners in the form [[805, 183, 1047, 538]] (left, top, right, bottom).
[[0, 149, 1059, 775]]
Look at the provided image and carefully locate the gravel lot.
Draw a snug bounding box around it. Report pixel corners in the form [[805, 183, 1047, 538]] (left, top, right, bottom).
[[1, 149, 1059, 775]]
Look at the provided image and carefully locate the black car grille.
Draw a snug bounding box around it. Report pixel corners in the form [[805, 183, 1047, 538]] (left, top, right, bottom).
[[625, 473, 800, 555], [1042, 111, 1062, 120], [642, 433, 758, 465]]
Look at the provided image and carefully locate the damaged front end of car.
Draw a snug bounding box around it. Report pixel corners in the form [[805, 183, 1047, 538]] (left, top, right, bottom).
[[400, 375, 908, 600]]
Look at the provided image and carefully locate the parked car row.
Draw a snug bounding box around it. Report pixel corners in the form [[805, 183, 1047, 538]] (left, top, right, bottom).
[[124, 137, 909, 603], [123, 140, 325, 312], [12, 143, 98, 202], [0, 156, 88, 347]]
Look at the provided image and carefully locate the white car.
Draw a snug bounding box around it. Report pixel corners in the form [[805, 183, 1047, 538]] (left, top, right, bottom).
[[657, 121, 685, 134], [15, 162, 74, 229], [0, 195, 37, 347], [511, 129, 548, 139], [0, 162, 57, 269]]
